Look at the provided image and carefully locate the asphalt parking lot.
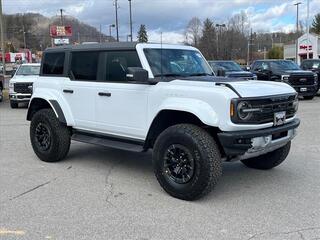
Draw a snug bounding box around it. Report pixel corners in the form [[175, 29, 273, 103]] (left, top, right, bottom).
[[0, 97, 320, 240]]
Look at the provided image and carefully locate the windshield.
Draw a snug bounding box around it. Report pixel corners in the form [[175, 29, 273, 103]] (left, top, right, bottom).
[[270, 61, 300, 71], [212, 61, 243, 71], [16, 65, 40, 76], [144, 48, 213, 78]]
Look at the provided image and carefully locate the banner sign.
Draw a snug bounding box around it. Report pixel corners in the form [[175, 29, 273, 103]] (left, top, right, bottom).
[[50, 25, 72, 37]]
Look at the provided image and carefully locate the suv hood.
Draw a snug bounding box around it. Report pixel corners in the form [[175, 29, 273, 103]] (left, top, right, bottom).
[[11, 75, 38, 83], [221, 80, 296, 97], [283, 70, 314, 75]]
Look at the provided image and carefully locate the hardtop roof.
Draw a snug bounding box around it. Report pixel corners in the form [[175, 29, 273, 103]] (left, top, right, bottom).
[[44, 42, 138, 52]]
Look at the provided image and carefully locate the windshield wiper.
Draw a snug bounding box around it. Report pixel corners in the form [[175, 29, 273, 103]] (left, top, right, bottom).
[[154, 73, 186, 77]]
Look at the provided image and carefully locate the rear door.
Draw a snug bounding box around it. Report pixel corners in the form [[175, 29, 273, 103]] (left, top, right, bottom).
[[61, 51, 99, 130]]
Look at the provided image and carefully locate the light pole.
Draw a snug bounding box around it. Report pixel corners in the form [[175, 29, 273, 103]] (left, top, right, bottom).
[[114, 0, 119, 42], [215, 23, 225, 59], [0, 0, 5, 75], [294, 2, 302, 32], [109, 24, 115, 39], [128, 0, 133, 42]]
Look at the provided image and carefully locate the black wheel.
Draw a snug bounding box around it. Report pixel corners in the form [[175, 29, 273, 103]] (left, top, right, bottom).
[[304, 95, 314, 100], [241, 142, 291, 170], [30, 108, 71, 162], [153, 124, 222, 200], [10, 101, 18, 108]]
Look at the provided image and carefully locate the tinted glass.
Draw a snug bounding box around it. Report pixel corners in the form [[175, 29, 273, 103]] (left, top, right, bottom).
[[106, 51, 141, 82], [144, 48, 212, 78], [42, 52, 65, 75], [16, 65, 40, 75], [270, 60, 300, 70], [71, 51, 99, 80], [213, 61, 243, 71], [252, 61, 263, 71]]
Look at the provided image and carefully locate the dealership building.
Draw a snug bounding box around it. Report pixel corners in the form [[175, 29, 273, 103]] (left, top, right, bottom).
[[284, 33, 320, 64]]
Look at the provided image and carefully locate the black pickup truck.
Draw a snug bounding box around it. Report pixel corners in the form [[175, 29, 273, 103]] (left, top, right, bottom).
[[300, 59, 320, 92], [251, 60, 318, 100]]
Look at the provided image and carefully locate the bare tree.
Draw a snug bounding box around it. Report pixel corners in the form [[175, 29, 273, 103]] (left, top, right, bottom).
[[186, 17, 202, 47]]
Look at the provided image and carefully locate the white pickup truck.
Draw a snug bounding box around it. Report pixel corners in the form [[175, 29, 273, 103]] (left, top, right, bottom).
[[26, 43, 300, 200]]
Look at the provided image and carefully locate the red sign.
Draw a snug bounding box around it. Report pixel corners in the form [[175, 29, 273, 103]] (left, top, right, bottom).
[[50, 25, 72, 37]]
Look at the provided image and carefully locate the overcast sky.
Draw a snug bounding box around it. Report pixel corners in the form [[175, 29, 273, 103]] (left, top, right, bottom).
[[4, 0, 320, 43]]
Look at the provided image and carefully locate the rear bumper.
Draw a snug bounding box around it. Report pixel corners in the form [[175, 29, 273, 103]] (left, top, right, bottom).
[[217, 118, 300, 160]]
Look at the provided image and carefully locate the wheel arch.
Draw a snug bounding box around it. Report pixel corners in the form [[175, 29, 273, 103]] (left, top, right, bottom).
[[144, 109, 222, 151], [27, 98, 67, 124]]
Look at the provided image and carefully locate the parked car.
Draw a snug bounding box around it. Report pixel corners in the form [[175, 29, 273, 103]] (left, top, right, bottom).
[[27, 43, 300, 200], [300, 59, 320, 92], [208, 60, 257, 80], [251, 59, 318, 100], [9, 63, 40, 108]]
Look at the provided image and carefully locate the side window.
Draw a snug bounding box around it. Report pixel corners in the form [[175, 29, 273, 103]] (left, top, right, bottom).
[[42, 52, 65, 75], [252, 62, 262, 71], [106, 51, 141, 82], [261, 62, 269, 70], [70, 51, 99, 81]]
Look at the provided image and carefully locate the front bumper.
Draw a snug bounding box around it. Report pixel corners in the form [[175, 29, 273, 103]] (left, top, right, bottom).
[[217, 118, 300, 160], [9, 93, 32, 102], [293, 84, 317, 96]]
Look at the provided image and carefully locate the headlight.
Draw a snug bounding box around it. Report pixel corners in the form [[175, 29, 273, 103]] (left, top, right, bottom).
[[230, 100, 261, 123], [9, 82, 14, 89], [293, 94, 299, 112], [281, 75, 290, 82], [314, 74, 318, 85]]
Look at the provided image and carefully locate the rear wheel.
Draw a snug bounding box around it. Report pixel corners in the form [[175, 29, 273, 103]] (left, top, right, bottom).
[[241, 142, 291, 170], [30, 108, 70, 162], [153, 124, 222, 200], [10, 101, 18, 108]]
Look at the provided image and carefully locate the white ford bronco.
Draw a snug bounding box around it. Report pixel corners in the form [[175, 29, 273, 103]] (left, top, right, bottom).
[[27, 43, 300, 200]]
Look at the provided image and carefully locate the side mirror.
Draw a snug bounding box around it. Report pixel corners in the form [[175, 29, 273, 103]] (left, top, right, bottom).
[[126, 67, 149, 82], [217, 68, 226, 77]]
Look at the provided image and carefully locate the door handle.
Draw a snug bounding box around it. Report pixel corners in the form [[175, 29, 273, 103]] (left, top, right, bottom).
[[98, 92, 111, 97], [63, 89, 74, 94]]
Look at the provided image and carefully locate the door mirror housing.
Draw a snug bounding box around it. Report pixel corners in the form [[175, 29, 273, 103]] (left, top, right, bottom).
[[217, 68, 226, 76], [126, 67, 149, 82]]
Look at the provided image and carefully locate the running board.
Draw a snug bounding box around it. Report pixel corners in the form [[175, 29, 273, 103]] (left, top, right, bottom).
[[72, 130, 145, 152]]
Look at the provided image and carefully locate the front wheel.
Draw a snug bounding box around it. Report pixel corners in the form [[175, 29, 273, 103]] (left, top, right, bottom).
[[153, 124, 222, 200], [303, 95, 314, 100], [241, 142, 291, 170], [30, 108, 71, 162]]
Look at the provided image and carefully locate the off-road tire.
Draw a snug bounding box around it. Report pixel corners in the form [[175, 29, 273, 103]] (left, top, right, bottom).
[[153, 124, 222, 200], [304, 96, 314, 100], [10, 101, 18, 108], [30, 108, 70, 162], [241, 141, 291, 170]]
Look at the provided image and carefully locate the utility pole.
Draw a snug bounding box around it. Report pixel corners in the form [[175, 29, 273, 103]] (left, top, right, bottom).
[[114, 0, 119, 42], [294, 2, 302, 32], [306, 0, 310, 59], [109, 24, 115, 39], [59, 9, 64, 25], [247, 28, 253, 66], [99, 24, 102, 43], [0, 0, 5, 76], [128, 0, 133, 42], [22, 25, 26, 49]]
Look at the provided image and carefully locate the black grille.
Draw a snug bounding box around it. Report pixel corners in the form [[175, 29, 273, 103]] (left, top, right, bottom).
[[233, 94, 297, 124], [14, 82, 33, 94], [289, 74, 315, 86]]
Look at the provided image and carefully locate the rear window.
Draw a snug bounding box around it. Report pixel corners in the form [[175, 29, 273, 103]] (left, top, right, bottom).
[[42, 52, 65, 75], [70, 51, 99, 81]]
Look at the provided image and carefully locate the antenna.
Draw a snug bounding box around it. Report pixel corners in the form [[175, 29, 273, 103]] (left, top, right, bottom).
[[160, 32, 163, 81]]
